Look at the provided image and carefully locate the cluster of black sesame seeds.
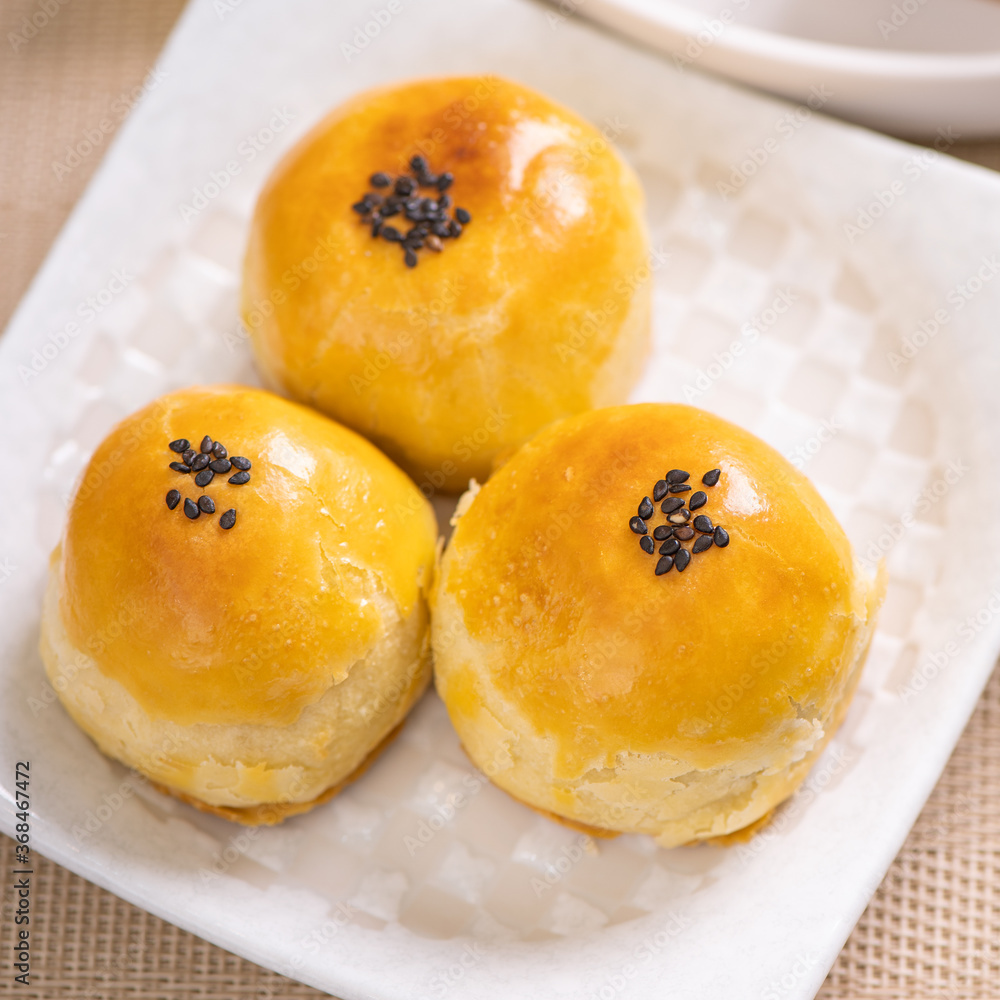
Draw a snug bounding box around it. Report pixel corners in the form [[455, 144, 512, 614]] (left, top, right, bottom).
[[629, 467, 730, 575], [166, 435, 251, 530], [352, 155, 472, 268]]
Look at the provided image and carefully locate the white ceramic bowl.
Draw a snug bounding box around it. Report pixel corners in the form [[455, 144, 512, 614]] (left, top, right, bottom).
[[575, 0, 1000, 137]]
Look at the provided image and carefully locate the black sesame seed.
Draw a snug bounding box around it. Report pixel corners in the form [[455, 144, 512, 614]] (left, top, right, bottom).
[[666, 469, 689, 484], [637, 497, 654, 520], [667, 509, 690, 525], [674, 549, 691, 572], [674, 526, 695, 541], [702, 469, 721, 487], [195, 468, 215, 488], [660, 497, 684, 514], [169, 462, 190, 474], [200, 435, 214, 454], [629, 516, 647, 535], [655, 555, 674, 575], [198, 495, 216, 514], [212, 442, 227, 459], [219, 508, 236, 530], [210, 458, 232, 474], [669, 483, 692, 494], [693, 514, 714, 533], [181, 449, 196, 466], [165, 489, 181, 510], [692, 535, 714, 554], [184, 498, 200, 519], [360, 164, 469, 270], [229, 471, 250, 485], [652, 525, 673, 541], [169, 439, 190, 453], [230, 456, 251, 471], [689, 491, 708, 510], [190, 453, 210, 472], [714, 526, 730, 547], [640, 535, 654, 554], [659, 538, 680, 556]]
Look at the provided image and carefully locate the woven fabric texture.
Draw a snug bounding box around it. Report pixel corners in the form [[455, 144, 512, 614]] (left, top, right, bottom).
[[1, 0, 999, 997]]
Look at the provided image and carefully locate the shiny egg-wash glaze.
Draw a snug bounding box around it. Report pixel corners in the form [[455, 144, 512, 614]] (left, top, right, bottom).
[[243, 76, 651, 492], [433, 404, 884, 847], [41, 386, 437, 823]]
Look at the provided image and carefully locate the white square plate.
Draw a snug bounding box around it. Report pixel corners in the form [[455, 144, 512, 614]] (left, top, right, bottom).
[[3, 2, 1000, 998]]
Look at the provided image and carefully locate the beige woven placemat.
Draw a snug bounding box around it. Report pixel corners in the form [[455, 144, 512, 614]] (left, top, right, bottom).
[[1, 1, 999, 997]]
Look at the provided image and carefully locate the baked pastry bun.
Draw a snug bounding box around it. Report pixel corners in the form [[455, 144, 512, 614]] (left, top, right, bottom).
[[242, 75, 651, 493], [432, 404, 884, 847], [41, 385, 437, 824]]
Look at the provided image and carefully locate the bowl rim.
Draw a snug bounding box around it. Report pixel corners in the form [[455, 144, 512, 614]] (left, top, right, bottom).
[[584, 0, 1000, 82]]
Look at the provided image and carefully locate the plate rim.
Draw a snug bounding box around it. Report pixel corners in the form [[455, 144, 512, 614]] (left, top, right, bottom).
[[4, 1, 1000, 997]]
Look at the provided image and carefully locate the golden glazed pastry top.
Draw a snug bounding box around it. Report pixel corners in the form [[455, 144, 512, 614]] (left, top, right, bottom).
[[242, 75, 651, 491], [439, 404, 876, 779], [59, 385, 436, 729]]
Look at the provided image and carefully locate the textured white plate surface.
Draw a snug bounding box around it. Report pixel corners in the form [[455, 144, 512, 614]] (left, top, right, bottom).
[[573, 0, 1000, 136], [3, 1, 1000, 998]]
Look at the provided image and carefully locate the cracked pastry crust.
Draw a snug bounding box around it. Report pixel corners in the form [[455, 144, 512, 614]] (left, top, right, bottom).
[[432, 403, 884, 848], [41, 385, 437, 821]]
